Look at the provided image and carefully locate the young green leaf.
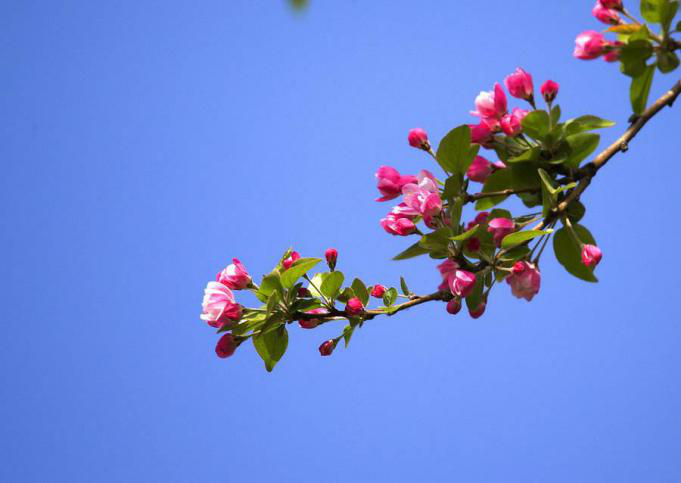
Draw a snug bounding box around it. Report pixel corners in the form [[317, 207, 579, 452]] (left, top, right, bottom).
[[450, 225, 479, 241], [342, 324, 355, 348], [564, 133, 600, 169], [393, 242, 430, 261], [351, 278, 370, 306], [521, 110, 551, 141], [400, 277, 411, 296], [501, 229, 552, 249], [256, 273, 284, 302], [280, 257, 322, 289], [252, 326, 289, 372], [630, 64, 655, 114], [382, 287, 398, 307], [320, 271, 345, 300], [436, 125, 474, 174], [563, 115, 615, 135], [620, 39, 654, 77], [507, 146, 541, 164], [553, 225, 598, 283]]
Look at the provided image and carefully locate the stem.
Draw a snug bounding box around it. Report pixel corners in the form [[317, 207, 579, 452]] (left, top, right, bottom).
[[303, 274, 333, 309]]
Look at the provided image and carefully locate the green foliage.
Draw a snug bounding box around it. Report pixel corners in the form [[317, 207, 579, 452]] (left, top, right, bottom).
[[253, 326, 288, 372], [553, 224, 598, 282], [280, 257, 322, 288], [393, 241, 429, 261], [521, 110, 551, 141], [631, 65, 656, 114], [382, 287, 398, 307], [501, 229, 552, 249], [351, 278, 370, 306], [436, 125, 479, 174]]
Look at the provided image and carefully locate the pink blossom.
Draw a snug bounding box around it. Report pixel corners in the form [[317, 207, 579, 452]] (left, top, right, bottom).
[[437, 259, 459, 279], [325, 248, 338, 270], [319, 340, 335, 356], [469, 302, 486, 319], [282, 251, 301, 270], [402, 171, 442, 218], [541, 80, 560, 103], [501, 108, 528, 137], [469, 123, 494, 146], [599, 0, 622, 10], [487, 217, 516, 247], [448, 270, 476, 298], [506, 261, 541, 301], [215, 334, 238, 359], [467, 156, 493, 183], [371, 284, 386, 298], [592, 2, 621, 24], [574, 31, 607, 60], [380, 213, 417, 236], [299, 308, 329, 329], [581, 244, 603, 267], [604, 41, 624, 62], [375, 166, 417, 202], [504, 67, 534, 101], [345, 297, 364, 316], [466, 211, 490, 231], [216, 258, 252, 290], [446, 298, 462, 315], [471, 83, 507, 125], [408, 128, 430, 150], [200, 282, 242, 329]]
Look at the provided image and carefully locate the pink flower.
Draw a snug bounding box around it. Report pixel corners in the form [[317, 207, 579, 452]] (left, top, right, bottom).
[[592, 2, 621, 24], [402, 170, 442, 218], [371, 284, 386, 298], [472, 83, 507, 121], [299, 308, 329, 329], [574, 31, 607, 60], [448, 270, 476, 298], [375, 166, 417, 202], [319, 339, 335, 356], [469, 123, 494, 146], [200, 282, 242, 329], [599, 0, 622, 10], [467, 156, 493, 183], [282, 251, 301, 270], [345, 297, 364, 316], [506, 261, 541, 301], [604, 41, 624, 62], [380, 213, 417, 236], [216, 258, 252, 290], [581, 244, 603, 268], [408, 128, 430, 150], [469, 302, 486, 319], [504, 67, 534, 101], [325, 248, 338, 270], [446, 298, 462, 315], [437, 259, 459, 278], [500, 108, 529, 137], [541, 80, 560, 103], [215, 334, 238, 359], [487, 218, 516, 247], [466, 211, 490, 231]]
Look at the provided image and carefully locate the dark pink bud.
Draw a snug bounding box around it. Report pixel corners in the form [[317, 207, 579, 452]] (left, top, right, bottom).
[[448, 270, 476, 298], [217, 258, 252, 290], [506, 261, 541, 302], [282, 251, 301, 270], [408, 128, 430, 150], [446, 298, 462, 315], [603, 41, 624, 62], [467, 156, 493, 183], [504, 67, 534, 101], [581, 244, 603, 268], [375, 166, 417, 202], [469, 302, 486, 319], [540, 80, 560, 104], [299, 308, 329, 329], [370, 284, 386, 298], [599, 0, 623, 11], [297, 287, 312, 297], [319, 339, 336, 356], [487, 218, 516, 247], [345, 297, 364, 316], [592, 2, 621, 24], [466, 237, 481, 252], [215, 334, 238, 359], [325, 248, 338, 270], [574, 31, 607, 60]]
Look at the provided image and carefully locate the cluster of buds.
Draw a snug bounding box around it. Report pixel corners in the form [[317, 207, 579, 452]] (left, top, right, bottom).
[[574, 1, 628, 62]]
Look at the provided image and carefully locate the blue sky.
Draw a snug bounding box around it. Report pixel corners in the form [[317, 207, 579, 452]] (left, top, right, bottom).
[[2, 1, 680, 481]]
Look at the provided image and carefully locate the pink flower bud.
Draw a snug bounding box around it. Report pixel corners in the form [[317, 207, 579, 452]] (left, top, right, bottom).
[[325, 248, 338, 270], [298, 287, 312, 297], [469, 302, 486, 319], [504, 67, 534, 101], [215, 334, 238, 359], [599, 0, 623, 10], [506, 261, 541, 301], [472, 83, 508, 122], [375, 166, 417, 202], [467, 156, 493, 183], [574, 31, 607, 60], [540, 80, 560, 104], [282, 251, 301, 270], [371, 284, 386, 298], [216, 258, 252, 290], [380, 213, 417, 236], [469, 123, 494, 146], [466, 237, 481, 252], [446, 298, 462, 315], [437, 259, 459, 279], [319, 339, 335, 356], [200, 282, 242, 328], [408, 128, 430, 150], [466, 211, 490, 231], [500, 108, 528, 137], [401, 171, 442, 218], [592, 2, 621, 24], [603, 41, 624, 62], [345, 297, 364, 316], [448, 270, 476, 298], [581, 244, 603, 268], [487, 218, 516, 247], [299, 308, 329, 329]]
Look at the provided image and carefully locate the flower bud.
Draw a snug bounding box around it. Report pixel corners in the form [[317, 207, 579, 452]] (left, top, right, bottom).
[[500, 108, 528, 137], [599, 0, 623, 10], [201, 282, 242, 328], [592, 2, 621, 24], [574, 31, 607, 60], [297, 287, 312, 297], [408, 128, 430, 150], [466, 237, 481, 252], [603, 41, 624, 62], [371, 284, 386, 298], [319, 339, 336, 356], [487, 217, 516, 247], [282, 251, 301, 270], [215, 334, 238, 359], [448, 270, 476, 298], [469, 123, 494, 146], [299, 308, 329, 329], [380, 213, 417, 236], [216, 258, 252, 290], [325, 248, 338, 270], [345, 297, 364, 316], [540, 80, 560, 104], [469, 302, 486, 319], [504, 67, 534, 101], [506, 261, 541, 301], [581, 244, 603, 268], [467, 156, 493, 183], [375, 166, 417, 202], [446, 298, 462, 315]]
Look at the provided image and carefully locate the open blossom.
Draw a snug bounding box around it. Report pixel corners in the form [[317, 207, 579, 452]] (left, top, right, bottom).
[[319, 340, 335, 356], [504, 68, 534, 101], [604, 41, 624, 62], [371, 284, 386, 298], [216, 258, 251, 290], [592, 2, 621, 24], [437, 259, 459, 291], [506, 261, 541, 301], [215, 334, 238, 359], [500, 108, 529, 137], [469, 122, 494, 146], [345, 297, 364, 316], [325, 248, 338, 270], [487, 218, 516, 247], [574, 31, 607, 60], [380, 213, 416, 236], [408, 128, 430, 150], [402, 170, 442, 218], [446, 298, 462, 315], [299, 308, 329, 329], [467, 156, 493, 183], [282, 251, 301, 270], [200, 282, 242, 328], [581, 244, 603, 267], [375, 166, 417, 202], [471, 83, 507, 130], [541, 80, 559, 103], [448, 270, 476, 298], [469, 302, 486, 319]]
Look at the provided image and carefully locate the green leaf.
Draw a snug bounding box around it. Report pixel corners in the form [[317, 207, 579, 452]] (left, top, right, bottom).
[[382, 287, 398, 307], [521, 110, 551, 141], [450, 225, 479, 241], [464, 273, 485, 314], [351, 278, 369, 306], [400, 277, 410, 296], [393, 241, 430, 261], [566, 200, 586, 223], [641, 0, 663, 23], [553, 225, 598, 283], [497, 245, 531, 263], [630, 64, 655, 114], [256, 273, 284, 302], [442, 174, 464, 201], [252, 326, 288, 372], [550, 105, 562, 125], [657, 50, 680, 73], [436, 125, 475, 174], [564, 115, 615, 135], [475, 168, 513, 210], [419, 227, 452, 252], [507, 146, 541, 164], [342, 324, 355, 348], [501, 229, 552, 249], [537, 167, 557, 217], [320, 271, 344, 299], [661, 0, 680, 32], [564, 133, 600, 169], [280, 257, 322, 289], [620, 39, 654, 77]]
